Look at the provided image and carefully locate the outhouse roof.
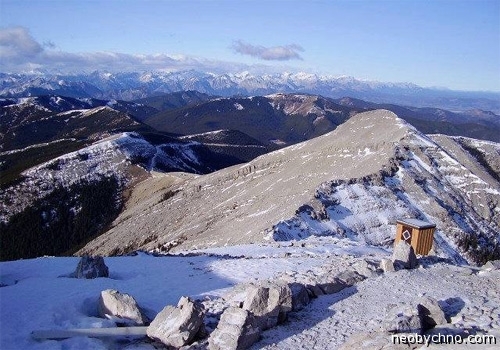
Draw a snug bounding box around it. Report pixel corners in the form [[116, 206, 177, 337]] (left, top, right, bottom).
[[396, 218, 436, 229]]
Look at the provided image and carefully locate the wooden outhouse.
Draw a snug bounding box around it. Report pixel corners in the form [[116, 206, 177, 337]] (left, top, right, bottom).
[[395, 219, 436, 255]]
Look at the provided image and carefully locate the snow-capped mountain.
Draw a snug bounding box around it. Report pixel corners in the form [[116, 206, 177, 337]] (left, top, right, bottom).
[[1, 71, 499, 113], [78, 110, 499, 265]]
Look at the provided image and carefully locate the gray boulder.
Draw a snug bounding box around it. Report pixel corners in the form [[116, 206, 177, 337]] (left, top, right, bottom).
[[384, 304, 423, 334], [208, 306, 261, 350], [351, 259, 381, 278], [385, 314, 423, 335], [98, 289, 146, 326], [295, 276, 324, 298], [147, 296, 205, 347], [482, 260, 500, 270], [242, 282, 292, 330], [392, 241, 418, 270], [380, 258, 395, 273], [336, 270, 366, 286], [317, 277, 346, 295], [417, 296, 447, 330], [288, 282, 310, 311], [306, 283, 324, 298], [73, 256, 109, 279]]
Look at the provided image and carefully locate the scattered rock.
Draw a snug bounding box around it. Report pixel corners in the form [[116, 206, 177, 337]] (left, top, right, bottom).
[[242, 282, 292, 329], [392, 241, 418, 270], [417, 296, 448, 330], [208, 306, 261, 350], [380, 258, 395, 273], [317, 276, 347, 295], [482, 260, 500, 271], [385, 314, 422, 335], [335, 270, 366, 286], [288, 282, 310, 311], [147, 296, 205, 347], [384, 304, 423, 334], [73, 256, 109, 279], [305, 282, 324, 298], [98, 289, 147, 326], [351, 259, 381, 278]]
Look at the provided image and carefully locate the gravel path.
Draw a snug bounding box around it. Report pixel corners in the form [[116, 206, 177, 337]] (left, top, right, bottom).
[[254, 263, 500, 349]]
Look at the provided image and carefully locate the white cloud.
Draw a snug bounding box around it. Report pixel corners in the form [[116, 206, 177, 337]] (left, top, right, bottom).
[[0, 26, 270, 74], [231, 40, 304, 61], [0, 26, 43, 59]]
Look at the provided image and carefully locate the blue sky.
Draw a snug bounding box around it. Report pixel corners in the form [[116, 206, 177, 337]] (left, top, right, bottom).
[[1, 0, 499, 91]]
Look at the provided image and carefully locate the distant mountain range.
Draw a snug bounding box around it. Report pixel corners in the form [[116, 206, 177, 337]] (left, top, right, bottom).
[[138, 93, 500, 145], [1, 71, 499, 113]]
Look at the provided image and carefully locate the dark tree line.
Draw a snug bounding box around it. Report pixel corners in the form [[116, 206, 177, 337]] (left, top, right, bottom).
[[0, 176, 122, 261], [457, 232, 500, 265]]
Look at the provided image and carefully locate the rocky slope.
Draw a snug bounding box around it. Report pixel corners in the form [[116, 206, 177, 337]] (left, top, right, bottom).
[[79, 110, 500, 264]]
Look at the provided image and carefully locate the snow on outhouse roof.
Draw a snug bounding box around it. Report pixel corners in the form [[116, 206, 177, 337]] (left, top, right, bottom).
[[396, 218, 436, 229]]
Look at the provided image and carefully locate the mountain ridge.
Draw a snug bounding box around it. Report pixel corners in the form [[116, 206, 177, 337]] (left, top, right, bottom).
[[2, 71, 499, 113], [78, 110, 500, 264]]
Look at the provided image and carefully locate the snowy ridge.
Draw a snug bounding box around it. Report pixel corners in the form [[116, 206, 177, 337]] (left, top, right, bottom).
[[79, 109, 500, 264], [0, 132, 206, 223], [272, 126, 500, 264]]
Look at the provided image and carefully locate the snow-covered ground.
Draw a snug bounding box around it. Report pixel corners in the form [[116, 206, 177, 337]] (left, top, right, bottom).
[[1, 236, 499, 349]]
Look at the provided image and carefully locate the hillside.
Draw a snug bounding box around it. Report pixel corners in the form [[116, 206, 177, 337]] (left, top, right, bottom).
[[0, 96, 270, 260], [133, 90, 214, 120], [79, 110, 500, 265], [144, 94, 360, 147]]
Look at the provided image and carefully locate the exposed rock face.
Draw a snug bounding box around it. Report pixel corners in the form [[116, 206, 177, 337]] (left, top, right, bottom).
[[392, 241, 418, 270], [73, 256, 109, 279], [98, 289, 146, 326], [336, 270, 366, 286], [208, 306, 261, 350], [147, 296, 205, 347], [417, 296, 447, 330]]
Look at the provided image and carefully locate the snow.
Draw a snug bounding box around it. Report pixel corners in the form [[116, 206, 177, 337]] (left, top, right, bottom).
[[0, 238, 381, 349], [0, 139, 77, 156], [2, 238, 499, 349], [396, 218, 436, 228]]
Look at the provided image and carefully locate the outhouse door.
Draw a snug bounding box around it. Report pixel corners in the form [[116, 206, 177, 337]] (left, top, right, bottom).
[[401, 226, 413, 244]]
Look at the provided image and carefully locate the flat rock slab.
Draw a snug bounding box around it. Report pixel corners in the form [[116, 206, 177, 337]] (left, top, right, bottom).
[[32, 327, 148, 340]]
